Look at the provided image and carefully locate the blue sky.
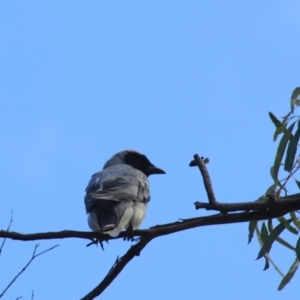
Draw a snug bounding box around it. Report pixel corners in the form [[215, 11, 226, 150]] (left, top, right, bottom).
[[1, 1, 300, 299]]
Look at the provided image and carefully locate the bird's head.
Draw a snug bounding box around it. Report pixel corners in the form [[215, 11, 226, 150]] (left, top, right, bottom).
[[103, 150, 166, 177]]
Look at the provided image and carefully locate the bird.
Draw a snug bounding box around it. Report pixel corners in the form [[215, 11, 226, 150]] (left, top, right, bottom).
[[84, 150, 165, 237]]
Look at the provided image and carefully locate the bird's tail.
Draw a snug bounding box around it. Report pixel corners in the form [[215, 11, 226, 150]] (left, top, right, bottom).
[[91, 200, 120, 231]]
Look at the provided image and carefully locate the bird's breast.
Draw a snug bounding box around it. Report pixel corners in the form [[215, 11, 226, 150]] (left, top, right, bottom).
[[130, 202, 147, 230]]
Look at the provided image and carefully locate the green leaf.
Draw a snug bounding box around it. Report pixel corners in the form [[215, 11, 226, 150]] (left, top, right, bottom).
[[284, 120, 300, 172], [269, 112, 281, 128], [273, 125, 286, 142], [295, 179, 300, 190], [267, 218, 295, 250], [255, 227, 284, 276], [290, 211, 300, 230], [270, 167, 275, 182], [271, 122, 296, 183], [267, 218, 273, 232], [296, 238, 300, 261], [248, 220, 257, 244], [277, 216, 299, 234], [290, 87, 300, 113], [268, 219, 274, 232], [263, 257, 270, 271], [275, 236, 296, 251], [277, 258, 299, 291], [256, 221, 292, 260], [260, 223, 269, 241]]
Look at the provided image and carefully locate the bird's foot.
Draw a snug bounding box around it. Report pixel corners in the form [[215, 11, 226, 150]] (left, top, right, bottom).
[[86, 238, 109, 250], [123, 226, 139, 242]]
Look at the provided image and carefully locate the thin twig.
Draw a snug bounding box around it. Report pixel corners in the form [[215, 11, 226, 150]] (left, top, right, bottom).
[[190, 154, 217, 204], [31, 290, 34, 300], [0, 244, 59, 298], [0, 210, 13, 259], [278, 161, 300, 195]]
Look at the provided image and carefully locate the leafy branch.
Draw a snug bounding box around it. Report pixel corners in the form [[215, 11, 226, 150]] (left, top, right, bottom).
[[253, 87, 300, 290]]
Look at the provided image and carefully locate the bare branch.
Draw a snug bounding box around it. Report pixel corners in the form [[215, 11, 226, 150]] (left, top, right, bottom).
[[194, 191, 300, 213], [0, 230, 103, 242], [0, 244, 59, 298], [0, 210, 13, 259], [80, 237, 151, 300], [31, 290, 34, 300], [189, 154, 217, 204]]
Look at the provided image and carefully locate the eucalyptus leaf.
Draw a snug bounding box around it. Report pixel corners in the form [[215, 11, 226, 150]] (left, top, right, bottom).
[[290, 87, 300, 113], [266, 218, 295, 250], [261, 223, 269, 241], [273, 125, 286, 142], [277, 258, 299, 291], [271, 122, 296, 183], [267, 218, 273, 232], [296, 237, 300, 261], [290, 211, 300, 230], [263, 257, 270, 271], [269, 112, 281, 128], [275, 236, 296, 251], [248, 220, 257, 244], [256, 221, 292, 260], [255, 227, 284, 276], [284, 120, 300, 172], [277, 216, 299, 234], [295, 179, 300, 189]]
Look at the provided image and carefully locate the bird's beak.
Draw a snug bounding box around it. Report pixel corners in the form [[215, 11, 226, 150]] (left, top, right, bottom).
[[147, 165, 166, 175]]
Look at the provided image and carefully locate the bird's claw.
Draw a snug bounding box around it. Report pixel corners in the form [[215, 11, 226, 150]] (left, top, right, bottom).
[[86, 238, 109, 250]]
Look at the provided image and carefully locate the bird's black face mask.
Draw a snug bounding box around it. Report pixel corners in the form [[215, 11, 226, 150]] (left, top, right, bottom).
[[124, 151, 165, 177]]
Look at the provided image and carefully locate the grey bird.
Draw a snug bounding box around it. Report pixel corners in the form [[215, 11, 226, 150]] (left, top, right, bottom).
[[84, 150, 165, 237]]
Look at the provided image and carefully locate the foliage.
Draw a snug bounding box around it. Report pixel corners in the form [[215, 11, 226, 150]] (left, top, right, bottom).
[[250, 87, 300, 290]]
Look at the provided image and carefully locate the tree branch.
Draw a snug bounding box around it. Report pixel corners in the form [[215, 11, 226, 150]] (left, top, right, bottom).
[[189, 154, 217, 204], [193, 194, 300, 212], [80, 237, 151, 300], [1, 196, 300, 242], [0, 244, 59, 298]]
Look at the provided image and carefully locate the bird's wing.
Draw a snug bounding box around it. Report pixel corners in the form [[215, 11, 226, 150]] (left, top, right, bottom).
[[84, 165, 150, 212]]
